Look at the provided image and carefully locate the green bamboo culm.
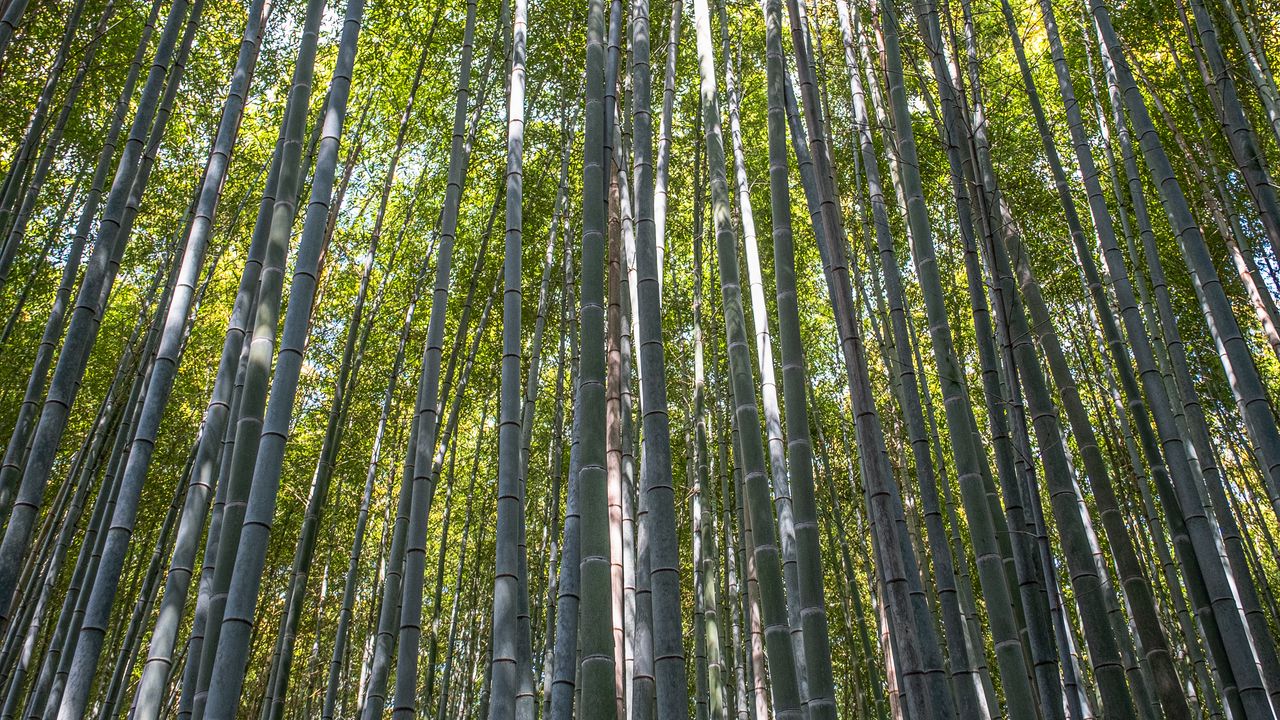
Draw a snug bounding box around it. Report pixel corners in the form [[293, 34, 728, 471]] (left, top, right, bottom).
[[629, 0, 692, 713], [0, 0, 194, 616], [2, 0, 1280, 717], [574, 0, 620, 712], [53, 0, 269, 714], [387, 1, 479, 716], [200, 0, 364, 713], [759, 0, 837, 715], [691, 0, 804, 716], [488, 0, 531, 711]]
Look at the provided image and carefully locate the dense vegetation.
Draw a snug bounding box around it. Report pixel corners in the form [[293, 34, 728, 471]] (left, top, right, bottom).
[[0, 0, 1277, 713]]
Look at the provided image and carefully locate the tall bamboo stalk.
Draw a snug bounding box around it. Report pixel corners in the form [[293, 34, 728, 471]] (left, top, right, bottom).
[[0, 0, 193, 605], [692, 0, 804, 715]]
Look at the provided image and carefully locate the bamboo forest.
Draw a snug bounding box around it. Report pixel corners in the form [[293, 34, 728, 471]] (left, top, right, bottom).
[[2, 0, 1280, 709]]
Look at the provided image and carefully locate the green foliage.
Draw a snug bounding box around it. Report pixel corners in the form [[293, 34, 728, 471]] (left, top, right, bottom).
[[2, 0, 1280, 714]]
